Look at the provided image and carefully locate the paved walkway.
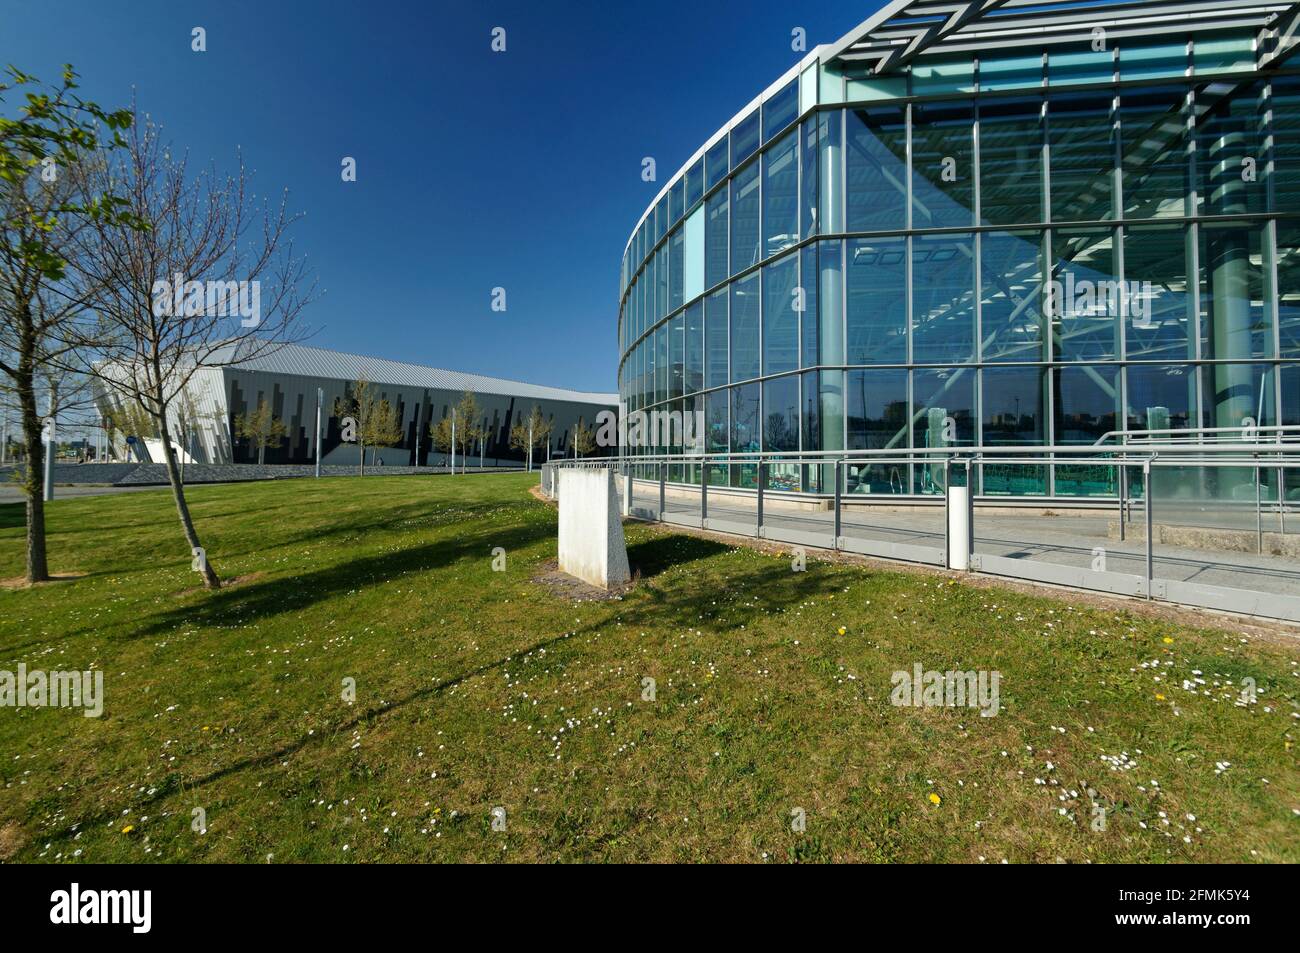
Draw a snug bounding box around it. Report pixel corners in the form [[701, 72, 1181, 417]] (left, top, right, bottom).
[[624, 482, 1300, 600]]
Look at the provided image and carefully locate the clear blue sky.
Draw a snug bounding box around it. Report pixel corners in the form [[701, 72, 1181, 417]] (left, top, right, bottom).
[[4, 0, 876, 393]]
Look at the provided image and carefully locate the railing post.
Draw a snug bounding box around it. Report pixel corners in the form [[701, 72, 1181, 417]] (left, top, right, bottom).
[[1254, 459, 1263, 554], [701, 458, 708, 523], [659, 460, 666, 521], [966, 458, 975, 565], [1281, 466, 1288, 536], [1143, 458, 1153, 599], [943, 458, 951, 563], [1117, 458, 1126, 542], [756, 459, 765, 534], [833, 459, 842, 545]]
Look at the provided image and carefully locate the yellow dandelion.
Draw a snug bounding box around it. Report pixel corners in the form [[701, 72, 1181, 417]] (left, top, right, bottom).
[[837, 626, 847, 636], [201, 725, 210, 731], [928, 793, 941, 805], [1155, 693, 1165, 701], [1162, 637, 1173, 645], [121, 825, 134, 834]]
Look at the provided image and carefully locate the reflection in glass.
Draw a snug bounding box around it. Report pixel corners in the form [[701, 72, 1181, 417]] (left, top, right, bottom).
[[912, 234, 975, 365], [912, 101, 974, 228], [1049, 92, 1116, 222], [981, 231, 1045, 362], [763, 129, 799, 258], [731, 163, 760, 275], [762, 253, 798, 375], [730, 273, 760, 382], [846, 106, 907, 232], [847, 238, 906, 364]]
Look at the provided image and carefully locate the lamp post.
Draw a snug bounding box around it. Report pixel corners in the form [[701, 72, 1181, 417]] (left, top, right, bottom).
[[451, 409, 456, 474], [315, 387, 323, 478]]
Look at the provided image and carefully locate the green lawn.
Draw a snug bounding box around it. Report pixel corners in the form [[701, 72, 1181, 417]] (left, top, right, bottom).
[[0, 472, 1296, 863]]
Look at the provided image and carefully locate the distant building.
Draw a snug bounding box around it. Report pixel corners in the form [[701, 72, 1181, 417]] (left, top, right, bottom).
[[96, 341, 617, 467]]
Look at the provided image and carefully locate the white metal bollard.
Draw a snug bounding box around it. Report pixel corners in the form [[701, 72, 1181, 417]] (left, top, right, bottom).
[[947, 485, 970, 570], [622, 472, 631, 517]]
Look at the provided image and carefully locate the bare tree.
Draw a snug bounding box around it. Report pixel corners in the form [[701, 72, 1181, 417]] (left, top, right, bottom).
[[508, 404, 552, 472], [573, 416, 595, 459], [334, 375, 391, 476], [68, 114, 315, 589]]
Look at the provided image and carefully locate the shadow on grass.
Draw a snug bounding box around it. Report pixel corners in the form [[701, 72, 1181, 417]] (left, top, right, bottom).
[[626, 534, 729, 579], [127, 517, 557, 639], [0, 502, 25, 531]]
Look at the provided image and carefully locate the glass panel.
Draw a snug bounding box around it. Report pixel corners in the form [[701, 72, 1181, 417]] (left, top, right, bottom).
[[669, 227, 684, 312], [683, 206, 705, 303], [762, 375, 799, 453], [685, 300, 703, 394], [655, 245, 667, 320], [1049, 91, 1116, 222], [980, 53, 1042, 93], [1126, 364, 1197, 433], [1201, 363, 1275, 434], [653, 197, 667, 243], [1119, 85, 1190, 220], [846, 237, 906, 364], [845, 370, 909, 494], [911, 55, 974, 95], [705, 188, 728, 291], [981, 230, 1046, 362], [763, 128, 799, 258], [705, 389, 729, 457], [730, 162, 761, 275], [1272, 75, 1300, 215], [913, 367, 974, 493], [1283, 364, 1299, 427], [655, 323, 668, 404], [730, 272, 760, 382], [1054, 365, 1120, 444], [1194, 81, 1267, 217], [912, 100, 975, 228], [846, 105, 908, 232], [685, 158, 704, 211], [670, 179, 684, 226], [705, 288, 728, 390], [731, 383, 761, 488], [818, 108, 843, 234], [1049, 44, 1113, 87], [1124, 225, 1193, 361], [669, 314, 684, 400], [803, 240, 843, 368], [1192, 32, 1256, 75], [982, 366, 1047, 495], [800, 116, 819, 240], [1199, 221, 1272, 360], [912, 233, 976, 364], [1051, 228, 1119, 361], [1118, 40, 1187, 82], [1278, 222, 1300, 357], [762, 252, 799, 375], [979, 96, 1044, 226], [706, 137, 729, 191], [763, 79, 798, 143], [731, 110, 760, 169]]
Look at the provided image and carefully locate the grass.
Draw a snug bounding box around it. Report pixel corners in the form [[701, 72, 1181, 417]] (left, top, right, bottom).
[[0, 472, 1296, 863]]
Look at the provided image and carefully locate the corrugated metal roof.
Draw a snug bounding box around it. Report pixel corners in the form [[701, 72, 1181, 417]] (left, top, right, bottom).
[[224, 341, 618, 405]]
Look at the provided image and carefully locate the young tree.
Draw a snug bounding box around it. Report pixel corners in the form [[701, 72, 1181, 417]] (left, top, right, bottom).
[[572, 416, 596, 458], [453, 391, 480, 473], [429, 412, 453, 467], [334, 376, 376, 476], [363, 397, 402, 467], [233, 397, 287, 464], [0, 65, 135, 582], [70, 113, 314, 589], [508, 404, 552, 472]]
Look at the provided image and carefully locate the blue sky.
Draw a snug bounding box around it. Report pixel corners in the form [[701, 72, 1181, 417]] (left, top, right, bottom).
[[3, 0, 875, 392]]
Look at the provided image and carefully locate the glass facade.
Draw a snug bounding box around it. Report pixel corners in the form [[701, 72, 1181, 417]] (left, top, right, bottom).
[[617, 26, 1299, 498]]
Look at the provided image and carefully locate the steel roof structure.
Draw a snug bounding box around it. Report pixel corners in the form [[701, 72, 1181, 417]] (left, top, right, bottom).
[[217, 341, 617, 405], [823, 0, 1300, 73]]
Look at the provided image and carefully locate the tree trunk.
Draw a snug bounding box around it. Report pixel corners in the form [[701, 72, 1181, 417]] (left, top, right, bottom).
[[359, 439, 365, 477], [258, 443, 265, 465], [155, 409, 220, 590], [17, 353, 49, 583]]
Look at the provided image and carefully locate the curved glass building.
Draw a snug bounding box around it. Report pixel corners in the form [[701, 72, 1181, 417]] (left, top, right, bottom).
[[617, 0, 1300, 500]]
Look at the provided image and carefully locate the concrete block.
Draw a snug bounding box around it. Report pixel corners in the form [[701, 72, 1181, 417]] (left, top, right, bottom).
[[558, 467, 631, 589]]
